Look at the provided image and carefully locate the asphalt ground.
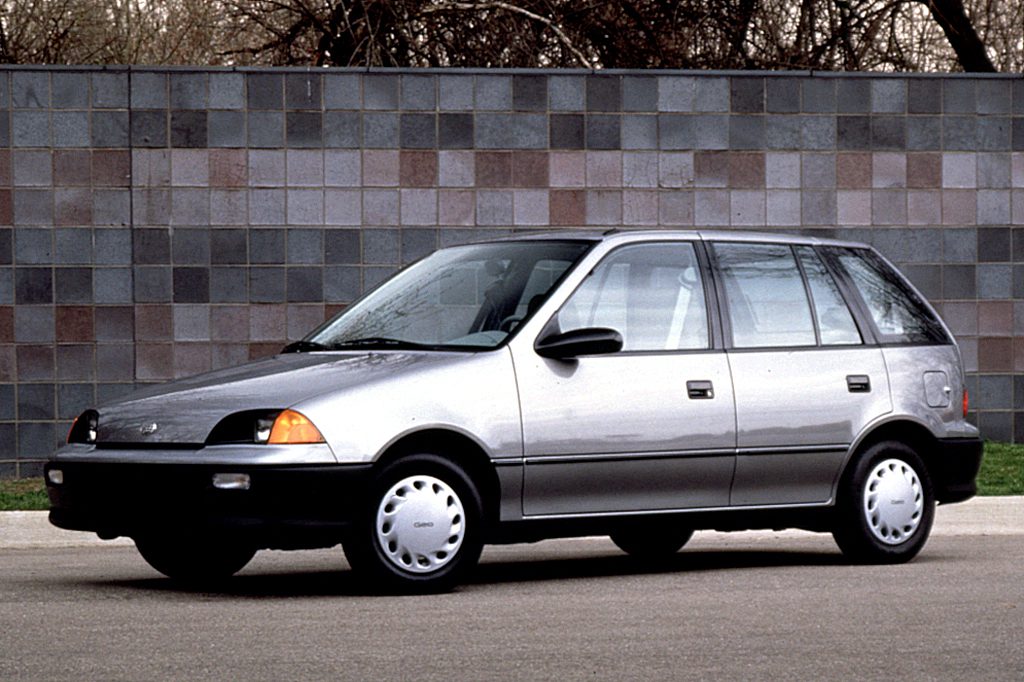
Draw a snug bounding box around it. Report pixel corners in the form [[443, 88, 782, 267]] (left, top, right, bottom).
[[1, 498, 1021, 680]]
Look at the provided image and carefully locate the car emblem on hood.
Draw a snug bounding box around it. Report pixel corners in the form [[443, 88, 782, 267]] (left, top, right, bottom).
[[140, 423, 159, 435]]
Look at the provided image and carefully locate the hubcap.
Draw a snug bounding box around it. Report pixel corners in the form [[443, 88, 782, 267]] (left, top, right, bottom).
[[863, 458, 923, 545], [375, 475, 465, 574]]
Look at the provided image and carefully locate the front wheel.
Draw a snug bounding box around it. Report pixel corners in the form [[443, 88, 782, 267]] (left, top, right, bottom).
[[134, 531, 256, 583], [832, 441, 934, 564], [343, 454, 484, 593]]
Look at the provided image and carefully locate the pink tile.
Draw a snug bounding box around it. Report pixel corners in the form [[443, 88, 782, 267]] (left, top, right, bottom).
[[249, 304, 287, 342], [439, 190, 475, 226], [362, 189, 399, 225], [210, 306, 250, 342], [906, 153, 941, 189], [248, 150, 285, 187], [659, 191, 693, 226], [55, 188, 92, 226], [872, 152, 906, 189], [622, 190, 658, 225], [135, 305, 172, 341], [871, 190, 907, 225], [173, 342, 211, 378], [942, 153, 977, 188], [287, 150, 324, 187], [513, 190, 549, 225], [400, 151, 438, 188], [132, 150, 170, 187], [586, 151, 622, 188], [695, 189, 729, 225], [586, 190, 622, 226], [209, 150, 247, 188], [728, 153, 765, 189], [325, 151, 361, 187], [136, 343, 173, 381], [170, 150, 208, 187], [512, 152, 549, 188], [837, 190, 871, 225], [766, 190, 800, 226], [92, 151, 131, 187], [836, 153, 871, 189], [325, 189, 361, 226], [212, 343, 249, 369], [0, 150, 9, 186], [978, 301, 1013, 336], [1012, 153, 1024, 188], [549, 152, 586, 188], [475, 151, 511, 188], [730, 190, 765, 226], [623, 152, 658, 188], [942, 190, 977, 225], [400, 189, 438, 225], [438, 151, 475, 187], [660, 152, 695, 188], [907, 190, 942, 225], [766, 152, 801, 189], [362, 150, 400, 187], [549, 189, 585, 225], [1012, 190, 1024, 226], [53, 151, 91, 186]]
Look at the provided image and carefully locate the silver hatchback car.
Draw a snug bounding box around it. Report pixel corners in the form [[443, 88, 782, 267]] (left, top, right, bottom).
[[47, 230, 983, 591]]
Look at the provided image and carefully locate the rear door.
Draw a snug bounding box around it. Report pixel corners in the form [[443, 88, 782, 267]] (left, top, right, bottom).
[[710, 242, 892, 506]]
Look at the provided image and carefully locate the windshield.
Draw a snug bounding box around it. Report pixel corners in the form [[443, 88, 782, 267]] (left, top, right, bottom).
[[298, 241, 592, 351]]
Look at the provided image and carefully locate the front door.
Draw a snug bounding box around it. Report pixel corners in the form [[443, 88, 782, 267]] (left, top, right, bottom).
[[516, 241, 736, 516]]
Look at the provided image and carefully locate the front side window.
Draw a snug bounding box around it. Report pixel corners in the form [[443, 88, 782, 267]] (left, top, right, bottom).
[[713, 242, 816, 348], [303, 241, 591, 350], [828, 247, 949, 345], [556, 242, 709, 351]]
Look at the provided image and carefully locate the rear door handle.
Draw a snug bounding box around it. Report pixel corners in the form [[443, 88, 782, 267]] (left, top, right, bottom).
[[847, 375, 871, 393], [687, 380, 714, 399]]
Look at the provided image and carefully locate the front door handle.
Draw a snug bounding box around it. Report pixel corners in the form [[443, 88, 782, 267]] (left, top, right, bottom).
[[847, 375, 871, 393], [687, 380, 714, 399]]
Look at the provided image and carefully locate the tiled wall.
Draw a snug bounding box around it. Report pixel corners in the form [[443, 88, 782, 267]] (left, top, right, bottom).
[[1, 66, 1024, 476]]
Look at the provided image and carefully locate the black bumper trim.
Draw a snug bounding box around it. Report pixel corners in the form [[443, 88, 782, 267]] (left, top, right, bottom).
[[932, 436, 983, 504]]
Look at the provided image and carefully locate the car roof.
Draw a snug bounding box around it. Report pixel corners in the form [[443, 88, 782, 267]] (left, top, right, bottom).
[[487, 229, 869, 249]]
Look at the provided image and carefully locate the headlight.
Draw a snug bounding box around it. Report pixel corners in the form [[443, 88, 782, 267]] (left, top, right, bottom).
[[67, 410, 98, 444], [207, 409, 325, 445]]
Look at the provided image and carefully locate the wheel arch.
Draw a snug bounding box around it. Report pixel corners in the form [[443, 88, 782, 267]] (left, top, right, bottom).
[[375, 429, 502, 528], [841, 419, 940, 492]]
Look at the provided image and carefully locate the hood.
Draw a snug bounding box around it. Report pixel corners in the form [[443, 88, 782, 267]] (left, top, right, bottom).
[[95, 351, 455, 444]]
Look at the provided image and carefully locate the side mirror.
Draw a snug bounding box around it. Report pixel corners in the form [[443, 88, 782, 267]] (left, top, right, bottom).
[[534, 327, 623, 360]]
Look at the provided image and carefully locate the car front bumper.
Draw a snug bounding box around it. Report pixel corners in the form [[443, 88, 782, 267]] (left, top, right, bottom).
[[932, 436, 984, 504], [45, 460, 374, 549]]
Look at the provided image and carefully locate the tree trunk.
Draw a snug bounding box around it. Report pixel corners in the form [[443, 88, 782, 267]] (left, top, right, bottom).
[[917, 0, 996, 71]]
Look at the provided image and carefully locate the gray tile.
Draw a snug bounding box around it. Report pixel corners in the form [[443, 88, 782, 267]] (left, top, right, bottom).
[[622, 115, 658, 150], [475, 113, 545, 149], [91, 72, 128, 108], [802, 116, 836, 150], [871, 116, 906, 150], [364, 74, 399, 110], [287, 267, 322, 302], [247, 111, 284, 148], [977, 153, 1010, 188], [170, 110, 207, 148], [287, 228, 323, 264], [55, 228, 92, 264], [693, 78, 729, 113], [549, 76, 584, 111], [731, 78, 763, 113], [325, 229, 360, 264], [170, 73, 207, 109], [692, 115, 728, 150], [12, 111, 49, 147], [247, 73, 283, 109], [1013, 118, 1024, 151], [0, 267, 11, 304], [401, 74, 436, 111], [943, 79, 976, 114], [659, 114, 694, 150], [55, 266, 92, 303], [210, 229, 247, 264], [15, 227, 51, 264], [438, 75, 474, 111], [249, 189, 285, 225], [363, 229, 399, 264], [550, 114, 583, 149], [18, 423, 56, 459], [977, 117, 1011, 151], [0, 385, 12, 420], [476, 190, 513, 225], [0, 72, 8, 108], [836, 79, 870, 113], [977, 80, 1012, 114], [837, 116, 870, 150], [802, 153, 836, 188], [172, 266, 209, 302], [872, 228, 941, 262], [14, 189, 53, 225], [94, 306, 134, 341], [801, 79, 835, 113], [946, 263, 976, 297], [977, 263, 1012, 298], [53, 111, 89, 147], [362, 112, 399, 148], [286, 73, 322, 110], [324, 73, 361, 109], [400, 114, 436, 149], [586, 115, 620, 150], [172, 227, 211, 264], [1015, 80, 1024, 113], [0, 113, 8, 146], [871, 79, 906, 113], [249, 266, 285, 302], [976, 376, 1012, 410], [250, 228, 285, 264], [474, 75, 512, 110], [93, 189, 131, 226], [439, 113, 473, 149], [324, 265, 360, 301], [658, 76, 695, 112], [130, 110, 167, 148], [0, 229, 11, 264], [14, 266, 52, 303], [908, 79, 942, 113], [978, 226, 1011, 262], [513, 75, 547, 112], [728, 115, 764, 150], [93, 267, 133, 303], [943, 116, 977, 150], [209, 72, 245, 109], [12, 150, 52, 185], [765, 115, 801, 149], [401, 228, 438, 263], [801, 190, 836, 225], [94, 228, 132, 265], [323, 111, 360, 148], [12, 72, 49, 108], [210, 266, 248, 302], [18, 383, 56, 421], [133, 266, 171, 302], [286, 112, 322, 148], [906, 116, 941, 150], [587, 76, 621, 112], [91, 111, 130, 147], [621, 76, 656, 112], [60, 383, 94, 420], [134, 228, 170, 264], [766, 78, 800, 113], [13, 306, 54, 342], [52, 72, 89, 109], [131, 71, 167, 109], [208, 111, 246, 148]]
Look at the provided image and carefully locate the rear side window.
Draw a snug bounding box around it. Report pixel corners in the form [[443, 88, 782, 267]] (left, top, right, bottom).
[[795, 247, 862, 346], [828, 248, 949, 345]]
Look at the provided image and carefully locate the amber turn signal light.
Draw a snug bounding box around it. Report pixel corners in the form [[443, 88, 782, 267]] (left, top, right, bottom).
[[267, 409, 325, 444]]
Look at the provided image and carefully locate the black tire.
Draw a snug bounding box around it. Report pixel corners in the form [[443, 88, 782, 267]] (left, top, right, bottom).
[[342, 454, 484, 593], [134, 531, 256, 583], [609, 525, 694, 560], [832, 441, 935, 564]]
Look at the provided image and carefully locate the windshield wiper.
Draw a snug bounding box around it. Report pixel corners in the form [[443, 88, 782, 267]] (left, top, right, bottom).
[[329, 337, 436, 350], [281, 340, 330, 353]]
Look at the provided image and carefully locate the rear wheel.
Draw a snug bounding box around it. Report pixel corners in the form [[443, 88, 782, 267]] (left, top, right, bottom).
[[610, 525, 694, 560], [832, 441, 934, 564], [343, 454, 483, 593], [134, 531, 256, 583]]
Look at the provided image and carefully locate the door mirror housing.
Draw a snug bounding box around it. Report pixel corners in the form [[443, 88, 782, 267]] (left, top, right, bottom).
[[534, 327, 623, 360]]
